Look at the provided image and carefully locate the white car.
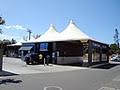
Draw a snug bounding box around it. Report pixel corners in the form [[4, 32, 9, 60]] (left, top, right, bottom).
[[111, 54, 120, 61]]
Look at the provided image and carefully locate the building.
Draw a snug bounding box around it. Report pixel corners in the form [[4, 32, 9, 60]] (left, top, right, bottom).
[[20, 20, 109, 66], [7, 36, 27, 58]]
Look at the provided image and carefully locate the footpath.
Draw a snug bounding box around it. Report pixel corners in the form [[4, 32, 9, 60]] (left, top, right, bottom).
[[0, 57, 88, 76]]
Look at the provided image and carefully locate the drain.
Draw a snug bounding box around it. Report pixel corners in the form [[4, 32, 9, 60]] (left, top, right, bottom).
[[44, 86, 63, 90]]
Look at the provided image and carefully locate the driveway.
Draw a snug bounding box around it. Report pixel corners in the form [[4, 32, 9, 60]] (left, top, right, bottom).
[[3, 57, 88, 75]]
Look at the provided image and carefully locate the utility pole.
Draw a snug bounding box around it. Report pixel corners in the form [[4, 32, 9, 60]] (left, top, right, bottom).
[[114, 29, 119, 48], [27, 29, 32, 40], [0, 15, 5, 71]]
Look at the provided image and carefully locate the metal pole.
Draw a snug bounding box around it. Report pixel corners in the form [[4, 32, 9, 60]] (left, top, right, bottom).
[[27, 29, 32, 40], [44, 58, 46, 66]]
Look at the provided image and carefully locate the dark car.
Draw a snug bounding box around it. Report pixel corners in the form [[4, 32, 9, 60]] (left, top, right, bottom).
[[24, 53, 40, 65]]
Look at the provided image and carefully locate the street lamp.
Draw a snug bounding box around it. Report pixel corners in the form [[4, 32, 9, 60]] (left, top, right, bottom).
[[27, 29, 32, 40]]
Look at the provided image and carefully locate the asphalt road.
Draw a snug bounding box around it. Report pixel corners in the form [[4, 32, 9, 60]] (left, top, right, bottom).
[[1, 57, 120, 90], [1, 64, 120, 90]]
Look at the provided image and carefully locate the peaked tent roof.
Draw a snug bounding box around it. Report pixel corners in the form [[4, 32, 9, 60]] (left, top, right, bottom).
[[23, 20, 106, 44], [58, 20, 93, 41], [7, 36, 27, 46], [34, 24, 60, 42]]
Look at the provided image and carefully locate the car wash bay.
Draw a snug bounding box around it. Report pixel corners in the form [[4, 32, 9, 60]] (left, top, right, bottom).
[[9, 20, 109, 66], [20, 39, 109, 66]]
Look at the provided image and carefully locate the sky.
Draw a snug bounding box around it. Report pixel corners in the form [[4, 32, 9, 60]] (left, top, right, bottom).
[[0, 0, 120, 44]]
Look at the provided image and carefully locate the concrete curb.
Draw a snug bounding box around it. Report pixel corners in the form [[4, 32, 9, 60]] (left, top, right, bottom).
[[90, 63, 109, 68]]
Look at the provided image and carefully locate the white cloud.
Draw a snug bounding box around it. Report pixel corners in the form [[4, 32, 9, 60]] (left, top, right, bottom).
[[4, 25, 26, 30], [13, 25, 26, 30], [4, 26, 12, 29]]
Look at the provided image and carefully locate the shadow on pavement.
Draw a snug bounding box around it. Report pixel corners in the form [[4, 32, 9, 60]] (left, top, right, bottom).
[[0, 70, 18, 76], [92, 63, 120, 69], [0, 78, 22, 85], [57, 63, 120, 70], [58, 63, 87, 67]]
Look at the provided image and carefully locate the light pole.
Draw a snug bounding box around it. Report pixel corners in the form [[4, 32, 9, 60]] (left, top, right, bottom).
[[27, 29, 32, 40]]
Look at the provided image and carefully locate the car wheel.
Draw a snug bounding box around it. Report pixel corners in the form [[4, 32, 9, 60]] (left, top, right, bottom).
[[26, 61, 29, 65], [32, 61, 36, 65]]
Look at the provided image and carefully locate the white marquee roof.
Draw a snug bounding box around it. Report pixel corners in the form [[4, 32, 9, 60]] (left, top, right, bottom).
[[25, 20, 104, 44], [57, 20, 93, 41], [34, 24, 60, 42]]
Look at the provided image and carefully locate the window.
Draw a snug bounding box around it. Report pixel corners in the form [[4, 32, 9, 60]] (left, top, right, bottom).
[[92, 48, 100, 62]]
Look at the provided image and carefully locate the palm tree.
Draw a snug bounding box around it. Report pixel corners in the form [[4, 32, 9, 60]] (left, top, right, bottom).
[[0, 16, 5, 25], [0, 16, 5, 49], [0, 29, 3, 34], [0, 16, 5, 34]]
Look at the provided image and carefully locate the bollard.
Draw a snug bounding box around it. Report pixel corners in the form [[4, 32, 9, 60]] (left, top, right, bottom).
[[44, 58, 46, 66], [0, 49, 3, 71]]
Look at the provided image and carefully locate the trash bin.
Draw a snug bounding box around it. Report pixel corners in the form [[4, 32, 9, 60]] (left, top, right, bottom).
[[0, 49, 3, 71]]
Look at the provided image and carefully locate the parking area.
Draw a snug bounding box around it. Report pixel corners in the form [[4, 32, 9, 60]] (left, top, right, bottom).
[[2, 57, 88, 75]]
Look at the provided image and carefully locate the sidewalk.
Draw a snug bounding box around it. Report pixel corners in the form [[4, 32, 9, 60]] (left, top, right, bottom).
[[2, 57, 88, 75]]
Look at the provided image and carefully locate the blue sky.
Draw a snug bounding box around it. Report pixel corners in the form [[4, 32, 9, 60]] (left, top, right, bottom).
[[0, 0, 120, 44]]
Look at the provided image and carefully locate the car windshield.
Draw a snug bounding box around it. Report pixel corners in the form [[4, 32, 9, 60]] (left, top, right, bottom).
[[31, 54, 38, 58], [25, 53, 31, 57]]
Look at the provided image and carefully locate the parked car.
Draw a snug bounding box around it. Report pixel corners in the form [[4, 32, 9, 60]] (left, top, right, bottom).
[[24, 53, 40, 65], [111, 54, 120, 61]]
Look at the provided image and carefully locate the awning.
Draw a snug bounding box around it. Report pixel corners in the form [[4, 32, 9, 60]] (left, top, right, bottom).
[[19, 46, 33, 51]]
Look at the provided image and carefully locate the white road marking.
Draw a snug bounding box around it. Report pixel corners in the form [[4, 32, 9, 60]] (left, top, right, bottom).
[[44, 86, 63, 90], [98, 87, 120, 90]]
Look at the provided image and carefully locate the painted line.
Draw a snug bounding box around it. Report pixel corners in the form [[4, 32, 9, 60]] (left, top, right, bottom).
[[113, 75, 120, 81], [98, 87, 120, 90], [44, 86, 63, 90]]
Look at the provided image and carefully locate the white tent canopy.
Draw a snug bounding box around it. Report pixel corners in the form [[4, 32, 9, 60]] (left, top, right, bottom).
[[25, 20, 101, 43], [34, 24, 60, 42], [58, 20, 93, 41], [7, 36, 27, 46]]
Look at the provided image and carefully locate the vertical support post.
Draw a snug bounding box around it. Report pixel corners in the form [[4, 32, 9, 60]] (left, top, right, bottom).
[[88, 40, 92, 66], [52, 42, 57, 64], [0, 49, 3, 71], [107, 46, 109, 63], [44, 58, 46, 66], [100, 45, 102, 63]]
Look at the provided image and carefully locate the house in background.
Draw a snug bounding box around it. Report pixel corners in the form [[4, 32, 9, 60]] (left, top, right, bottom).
[[7, 36, 27, 58]]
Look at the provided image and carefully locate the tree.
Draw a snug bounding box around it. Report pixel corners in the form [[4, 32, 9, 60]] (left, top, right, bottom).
[[1, 39, 11, 55], [113, 29, 119, 48], [0, 16, 5, 48], [0, 29, 3, 34], [35, 34, 41, 39], [109, 44, 118, 55], [0, 16, 5, 34], [11, 38, 17, 44], [0, 16, 5, 25]]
